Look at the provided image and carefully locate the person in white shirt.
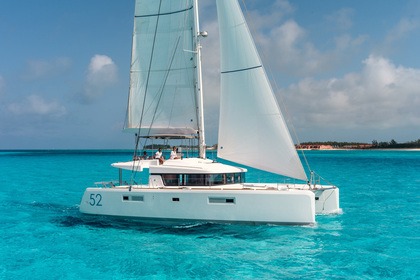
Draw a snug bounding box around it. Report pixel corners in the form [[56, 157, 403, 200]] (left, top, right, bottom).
[[154, 148, 164, 164], [170, 146, 179, 160]]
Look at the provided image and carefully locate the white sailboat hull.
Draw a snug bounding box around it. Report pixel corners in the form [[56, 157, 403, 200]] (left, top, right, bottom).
[[79, 185, 339, 225]]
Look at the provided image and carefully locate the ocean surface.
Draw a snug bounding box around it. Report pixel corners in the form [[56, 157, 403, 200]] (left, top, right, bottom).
[[0, 149, 419, 279]]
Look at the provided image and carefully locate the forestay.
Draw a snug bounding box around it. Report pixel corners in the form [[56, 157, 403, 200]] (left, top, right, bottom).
[[216, 0, 307, 181], [125, 0, 199, 138]]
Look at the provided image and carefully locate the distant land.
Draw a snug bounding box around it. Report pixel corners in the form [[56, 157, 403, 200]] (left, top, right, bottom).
[[295, 139, 420, 150]]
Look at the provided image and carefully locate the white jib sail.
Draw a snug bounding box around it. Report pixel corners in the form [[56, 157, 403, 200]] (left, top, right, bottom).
[[216, 0, 308, 181], [125, 0, 199, 138]]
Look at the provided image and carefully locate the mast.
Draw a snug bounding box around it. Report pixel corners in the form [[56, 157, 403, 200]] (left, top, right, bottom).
[[193, 0, 206, 159]]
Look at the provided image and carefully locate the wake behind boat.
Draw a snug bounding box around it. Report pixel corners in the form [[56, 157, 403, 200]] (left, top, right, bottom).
[[80, 0, 340, 225]]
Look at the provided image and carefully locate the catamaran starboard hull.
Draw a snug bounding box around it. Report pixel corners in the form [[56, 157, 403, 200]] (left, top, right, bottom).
[[79, 187, 316, 225]]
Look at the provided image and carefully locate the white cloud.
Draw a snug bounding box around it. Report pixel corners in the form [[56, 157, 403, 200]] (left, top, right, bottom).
[[376, 17, 420, 57], [22, 57, 71, 80], [385, 18, 419, 45], [8, 94, 66, 117], [282, 55, 420, 130], [239, 2, 368, 77], [255, 16, 366, 77], [83, 54, 118, 102], [87, 55, 117, 82], [334, 34, 367, 51], [261, 19, 335, 76], [326, 8, 354, 31], [244, 0, 294, 33]]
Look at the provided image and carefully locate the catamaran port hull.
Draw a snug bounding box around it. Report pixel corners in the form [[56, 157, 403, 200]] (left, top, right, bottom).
[[314, 187, 340, 214], [79, 186, 338, 225]]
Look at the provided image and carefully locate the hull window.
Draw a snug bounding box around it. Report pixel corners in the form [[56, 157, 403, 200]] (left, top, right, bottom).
[[131, 196, 144, 202], [162, 174, 180, 186], [122, 195, 144, 202], [157, 172, 245, 187], [208, 197, 236, 204]]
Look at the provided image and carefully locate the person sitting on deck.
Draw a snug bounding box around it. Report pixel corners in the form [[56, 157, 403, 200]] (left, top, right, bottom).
[[154, 148, 164, 164], [170, 146, 180, 160], [141, 151, 148, 160]]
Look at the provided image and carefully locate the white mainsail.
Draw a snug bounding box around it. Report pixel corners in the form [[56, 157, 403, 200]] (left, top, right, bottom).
[[125, 0, 199, 138], [216, 0, 308, 181]]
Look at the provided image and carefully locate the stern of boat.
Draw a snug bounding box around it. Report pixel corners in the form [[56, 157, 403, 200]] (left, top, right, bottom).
[[314, 187, 340, 214]]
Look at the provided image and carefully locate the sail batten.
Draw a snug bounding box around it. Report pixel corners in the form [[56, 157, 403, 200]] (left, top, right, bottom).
[[135, 5, 193, 18], [216, 0, 308, 181], [221, 65, 262, 74]]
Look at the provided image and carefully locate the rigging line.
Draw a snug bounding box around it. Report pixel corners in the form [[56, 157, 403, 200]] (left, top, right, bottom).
[[133, 5, 186, 179], [181, 7, 198, 140], [141, 4, 192, 144], [165, 9, 192, 135], [240, 0, 312, 173], [124, 3, 136, 157], [312, 170, 336, 187], [132, 0, 164, 178], [146, 3, 194, 140], [147, 36, 183, 138]]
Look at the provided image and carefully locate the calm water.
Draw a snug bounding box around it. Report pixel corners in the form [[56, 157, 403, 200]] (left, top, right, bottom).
[[0, 150, 419, 279]]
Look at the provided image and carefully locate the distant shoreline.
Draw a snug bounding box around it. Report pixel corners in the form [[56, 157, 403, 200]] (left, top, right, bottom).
[[297, 148, 420, 151], [295, 141, 420, 150]]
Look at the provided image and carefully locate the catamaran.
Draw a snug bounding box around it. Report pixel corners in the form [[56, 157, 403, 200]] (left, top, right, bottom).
[[79, 0, 340, 225]]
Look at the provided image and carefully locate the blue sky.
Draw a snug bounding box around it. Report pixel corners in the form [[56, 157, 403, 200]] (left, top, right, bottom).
[[0, 0, 419, 149]]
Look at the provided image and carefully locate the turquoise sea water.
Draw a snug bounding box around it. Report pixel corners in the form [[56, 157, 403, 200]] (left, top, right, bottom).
[[0, 150, 419, 279]]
